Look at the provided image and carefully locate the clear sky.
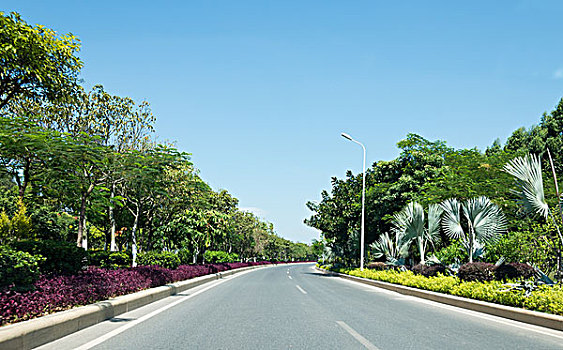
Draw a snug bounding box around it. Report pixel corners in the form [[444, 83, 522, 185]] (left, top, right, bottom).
[[4, 1, 563, 243]]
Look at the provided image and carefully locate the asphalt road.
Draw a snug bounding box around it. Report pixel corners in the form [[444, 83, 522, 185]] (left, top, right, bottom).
[[37, 263, 563, 349]]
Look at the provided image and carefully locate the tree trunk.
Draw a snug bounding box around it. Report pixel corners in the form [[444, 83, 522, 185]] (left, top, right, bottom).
[[77, 195, 87, 248], [418, 238, 425, 265], [131, 203, 140, 267], [77, 183, 95, 248], [109, 182, 117, 251]]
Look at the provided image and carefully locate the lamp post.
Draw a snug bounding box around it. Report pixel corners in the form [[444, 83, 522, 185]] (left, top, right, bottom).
[[341, 132, 366, 270]]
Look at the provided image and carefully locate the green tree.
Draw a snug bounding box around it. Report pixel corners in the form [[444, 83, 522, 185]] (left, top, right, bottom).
[[0, 12, 82, 109]]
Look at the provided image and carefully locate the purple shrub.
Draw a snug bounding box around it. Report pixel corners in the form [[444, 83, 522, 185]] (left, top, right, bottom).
[[411, 264, 446, 277], [495, 263, 535, 281], [458, 262, 496, 282]]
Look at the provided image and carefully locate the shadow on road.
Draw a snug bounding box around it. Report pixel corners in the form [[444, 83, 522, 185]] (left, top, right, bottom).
[[109, 317, 136, 323], [304, 272, 337, 278]]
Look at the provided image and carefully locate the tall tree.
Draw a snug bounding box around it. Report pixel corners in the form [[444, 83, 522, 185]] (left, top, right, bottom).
[[0, 12, 82, 109]]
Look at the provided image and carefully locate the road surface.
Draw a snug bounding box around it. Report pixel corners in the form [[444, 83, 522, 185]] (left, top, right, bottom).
[[37, 263, 563, 349]]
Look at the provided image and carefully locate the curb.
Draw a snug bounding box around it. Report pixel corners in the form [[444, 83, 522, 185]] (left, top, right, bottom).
[[0, 264, 277, 350], [316, 267, 563, 331]]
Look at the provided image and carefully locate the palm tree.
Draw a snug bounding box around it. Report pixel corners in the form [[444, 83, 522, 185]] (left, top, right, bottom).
[[504, 154, 563, 272], [369, 231, 410, 266], [440, 197, 507, 263], [392, 202, 443, 265]]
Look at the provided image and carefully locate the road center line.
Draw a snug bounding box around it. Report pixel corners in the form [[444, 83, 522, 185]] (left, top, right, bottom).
[[336, 321, 380, 350], [74, 269, 257, 350], [295, 284, 307, 294], [288, 276, 293, 280]]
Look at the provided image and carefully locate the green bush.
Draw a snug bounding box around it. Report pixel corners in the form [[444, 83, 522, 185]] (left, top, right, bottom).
[[11, 239, 87, 275], [203, 250, 239, 263], [136, 251, 180, 269], [29, 208, 77, 242], [88, 250, 131, 269], [434, 240, 467, 265], [485, 224, 554, 273], [0, 199, 33, 244], [177, 249, 192, 265], [0, 245, 44, 290]]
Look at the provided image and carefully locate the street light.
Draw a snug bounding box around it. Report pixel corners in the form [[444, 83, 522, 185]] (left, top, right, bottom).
[[341, 132, 366, 271]]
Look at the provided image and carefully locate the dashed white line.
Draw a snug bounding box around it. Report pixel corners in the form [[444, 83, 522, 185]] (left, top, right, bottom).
[[296, 285, 307, 294], [288, 276, 293, 280], [336, 321, 379, 350]]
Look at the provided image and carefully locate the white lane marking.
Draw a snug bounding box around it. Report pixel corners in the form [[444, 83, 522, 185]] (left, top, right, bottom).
[[288, 276, 293, 280], [74, 269, 256, 350], [336, 321, 380, 350], [335, 276, 563, 341], [296, 285, 307, 294]]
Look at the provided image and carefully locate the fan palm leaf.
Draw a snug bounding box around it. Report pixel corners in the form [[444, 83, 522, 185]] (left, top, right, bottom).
[[503, 154, 549, 218], [427, 204, 443, 245], [440, 198, 464, 240], [463, 196, 507, 244], [440, 196, 506, 263], [393, 202, 425, 242]]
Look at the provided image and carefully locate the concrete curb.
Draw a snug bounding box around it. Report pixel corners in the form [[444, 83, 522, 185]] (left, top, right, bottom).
[[0, 264, 279, 350], [316, 267, 563, 331]]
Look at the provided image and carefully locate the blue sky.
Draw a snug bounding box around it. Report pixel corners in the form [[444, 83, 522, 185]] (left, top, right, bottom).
[[4, 1, 563, 243]]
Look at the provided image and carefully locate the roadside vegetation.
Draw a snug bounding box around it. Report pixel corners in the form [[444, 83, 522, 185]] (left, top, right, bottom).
[[0, 11, 320, 325], [306, 41, 563, 312]]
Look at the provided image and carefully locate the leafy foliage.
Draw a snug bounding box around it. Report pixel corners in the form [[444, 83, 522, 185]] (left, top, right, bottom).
[[484, 221, 556, 273], [136, 251, 181, 269], [88, 250, 131, 269], [0, 245, 43, 290], [203, 250, 239, 263], [10, 239, 87, 275], [433, 239, 467, 265], [0, 12, 82, 109]]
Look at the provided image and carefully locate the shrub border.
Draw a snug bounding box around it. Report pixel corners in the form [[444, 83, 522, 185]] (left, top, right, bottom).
[[0, 264, 277, 350], [317, 267, 563, 332]]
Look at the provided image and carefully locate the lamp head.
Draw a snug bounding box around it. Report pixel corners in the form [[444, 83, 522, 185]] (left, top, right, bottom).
[[341, 132, 353, 141]]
